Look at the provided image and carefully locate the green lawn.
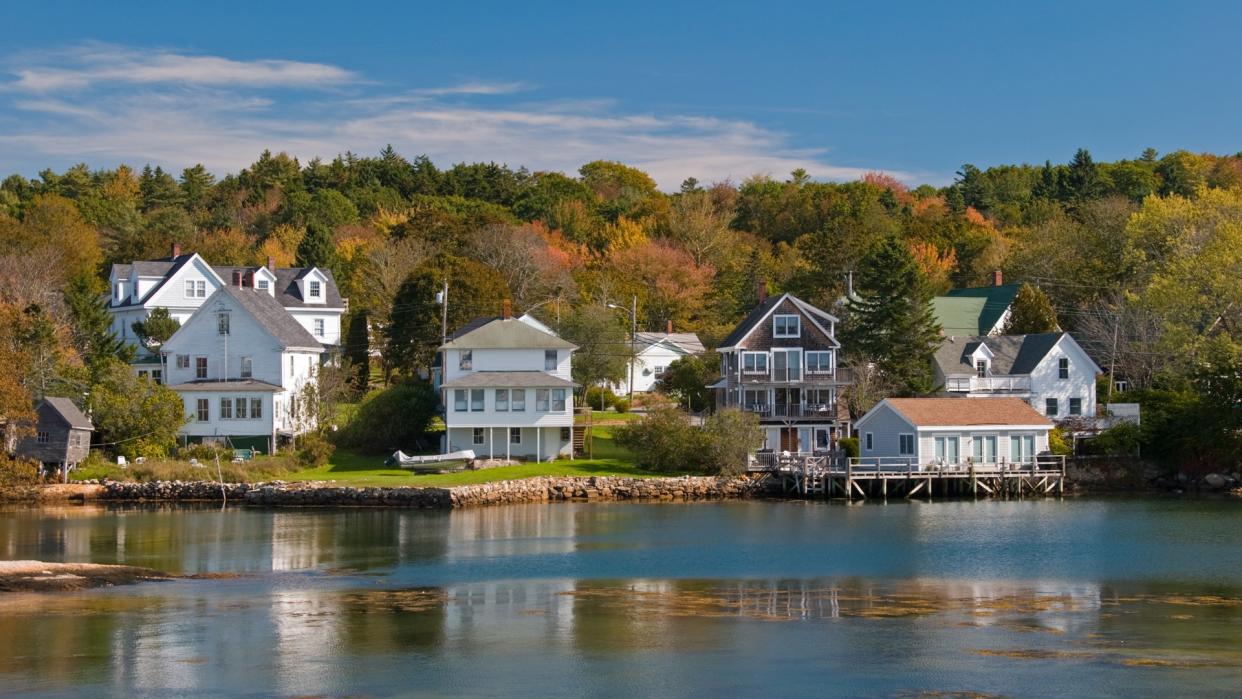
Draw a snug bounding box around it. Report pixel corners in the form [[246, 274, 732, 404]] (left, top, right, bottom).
[[285, 425, 683, 487]]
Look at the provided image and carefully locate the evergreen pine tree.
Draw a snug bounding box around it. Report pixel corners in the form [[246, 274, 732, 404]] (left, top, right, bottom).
[[344, 311, 371, 393], [295, 223, 337, 270], [384, 271, 442, 378], [131, 307, 181, 352], [64, 275, 133, 381], [843, 236, 942, 393], [1062, 148, 1102, 202], [1003, 283, 1060, 334]]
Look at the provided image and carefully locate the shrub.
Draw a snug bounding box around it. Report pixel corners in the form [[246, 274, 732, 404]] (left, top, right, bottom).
[[178, 442, 230, 462], [613, 398, 630, 413], [614, 407, 706, 472], [1048, 427, 1072, 456], [335, 380, 439, 453], [584, 386, 619, 411], [296, 432, 335, 467], [838, 437, 860, 459], [0, 454, 39, 485], [699, 408, 764, 476]]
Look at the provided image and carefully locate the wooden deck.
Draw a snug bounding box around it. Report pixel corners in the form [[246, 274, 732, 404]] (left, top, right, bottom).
[[748, 453, 1067, 499]]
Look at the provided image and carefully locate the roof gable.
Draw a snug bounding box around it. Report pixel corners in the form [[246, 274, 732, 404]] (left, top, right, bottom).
[[718, 293, 839, 350], [39, 397, 93, 430], [943, 283, 1020, 333], [441, 317, 576, 351], [934, 333, 1065, 377], [165, 286, 323, 351], [866, 397, 1052, 428]]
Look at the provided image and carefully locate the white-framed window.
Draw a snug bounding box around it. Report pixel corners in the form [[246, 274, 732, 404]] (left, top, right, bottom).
[[185, 280, 195, 298], [973, 435, 998, 463], [545, 350, 557, 371], [495, 389, 509, 412], [743, 389, 768, 410], [1045, 398, 1059, 417], [552, 389, 567, 412], [250, 398, 262, 419], [560, 426, 571, 441], [470, 389, 485, 412], [976, 360, 988, 378], [1058, 357, 1069, 379], [934, 436, 960, 463], [151, 369, 162, 385], [220, 398, 233, 419], [472, 428, 485, 445], [183, 279, 206, 299], [1114, 379, 1129, 392], [309, 281, 322, 298], [240, 357, 252, 379], [176, 355, 189, 370], [237, 396, 250, 419], [257, 280, 269, 291], [196, 399, 209, 422], [898, 433, 915, 456], [742, 352, 768, 374], [217, 312, 230, 335], [509, 427, 522, 445], [36, 431, 49, 444], [313, 319, 324, 337], [459, 350, 472, 371], [1069, 398, 1082, 416], [806, 351, 832, 374], [1010, 434, 1035, 463], [454, 389, 468, 412], [653, 365, 667, 376], [195, 357, 208, 379], [536, 389, 550, 412], [864, 432, 873, 451], [773, 314, 800, 338], [511, 389, 526, 412]]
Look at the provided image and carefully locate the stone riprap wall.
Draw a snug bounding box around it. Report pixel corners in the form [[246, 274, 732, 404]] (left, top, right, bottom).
[[97, 475, 767, 508]]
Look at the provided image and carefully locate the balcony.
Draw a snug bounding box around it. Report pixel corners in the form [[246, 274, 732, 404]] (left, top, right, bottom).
[[741, 402, 838, 420], [739, 368, 837, 384], [945, 375, 1032, 394]]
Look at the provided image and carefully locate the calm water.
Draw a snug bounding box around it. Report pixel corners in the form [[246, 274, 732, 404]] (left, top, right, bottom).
[[2, 499, 1241, 697]]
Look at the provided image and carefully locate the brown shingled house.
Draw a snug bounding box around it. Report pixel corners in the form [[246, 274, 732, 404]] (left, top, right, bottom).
[[13, 397, 94, 479]]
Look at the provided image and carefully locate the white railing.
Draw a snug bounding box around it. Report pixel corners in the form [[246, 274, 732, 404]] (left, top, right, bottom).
[[741, 403, 837, 419], [848, 454, 1065, 474], [945, 375, 1032, 394]]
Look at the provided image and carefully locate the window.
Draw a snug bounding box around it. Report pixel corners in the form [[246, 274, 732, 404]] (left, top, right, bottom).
[[653, 366, 667, 377], [459, 350, 473, 371], [511, 389, 526, 412], [235, 397, 249, 419], [454, 389, 468, 412], [898, 434, 915, 456], [151, 369, 162, 384], [976, 360, 988, 378], [864, 432, 873, 451], [176, 355, 190, 369], [1058, 358, 1069, 379], [973, 435, 997, 463], [196, 399, 209, 422], [934, 436, 960, 464], [240, 357, 252, 379], [217, 312, 230, 336], [138, 370, 148, 379], [552, 389, 567, 412], [1010, 435, 1035, 463], [561, 426, 572, 441], [545, 350, 558, 371], [470, 389, 485, 412], [251, 398, 262, 419], [195, 357, 208, 379], [742, 352, 769, 374], [183, 279, 206, 299], [536, 389, 550, 411], [806, 352, 833, 373], [309, 281, 322, 298], [1069, 398, 1082, 416], [220, 398, 233, 420], [257, 280, 269, 291], [744, 389, 768, 410], [495, 389, 509, 412], [313, 319, 324, 337], [37, 431, 49, 444], [472, 428, 485, 445], [509, 427, 522, 445], [773, 315, 800, 338], [1114, 379, 1129, 393], [1045, 398, 1059, 417]]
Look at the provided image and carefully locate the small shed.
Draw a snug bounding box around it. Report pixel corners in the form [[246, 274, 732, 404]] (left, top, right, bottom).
[[14, 397, 94, 479], [855, 397, 1052, 467]]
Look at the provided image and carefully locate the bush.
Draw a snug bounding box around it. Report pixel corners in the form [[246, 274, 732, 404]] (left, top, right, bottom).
[[584, 386, 619, 411], [335, 380, 439, 453], [613, 398, 630, 413], [0, 454, 39, 485], [699, 408, 764, 476], [296, 432, 335, 467], [1048, 427, 1072, 456], [838, 437, 860, 459], [614, 407, 706, 472], [178, 442, 230, 462]]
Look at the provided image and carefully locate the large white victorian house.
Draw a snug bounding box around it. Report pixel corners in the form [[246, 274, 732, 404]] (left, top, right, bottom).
[[713, 289, 849, 453], [160, 285, 324, 452], [107, 244, 345, 382], [436, 309, 577, 461]]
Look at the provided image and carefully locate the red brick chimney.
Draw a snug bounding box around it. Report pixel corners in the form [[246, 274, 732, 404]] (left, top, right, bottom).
[[231, 270, 242, 287], [757, 279, 768, 303], [502, 299, 512, 320], [992, 269, 1003, 287], [171, 242, 181, 258], [666, 319, 673, 334], [267, 256, 276, 272]]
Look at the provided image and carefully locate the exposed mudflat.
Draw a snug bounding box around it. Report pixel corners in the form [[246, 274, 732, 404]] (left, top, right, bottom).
[[0, 560, 171, 592]]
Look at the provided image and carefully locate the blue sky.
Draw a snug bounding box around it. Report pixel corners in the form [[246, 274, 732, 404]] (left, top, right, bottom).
[[1, 1, 1239, 188]]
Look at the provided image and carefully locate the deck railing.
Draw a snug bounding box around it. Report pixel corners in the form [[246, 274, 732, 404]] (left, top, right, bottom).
[[741, 403, 838, 420], [749, 452, 1065, 474], [945, 375, 1032, 394]]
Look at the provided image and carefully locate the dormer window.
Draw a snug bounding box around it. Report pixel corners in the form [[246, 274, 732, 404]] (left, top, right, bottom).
[[773, 315, 800, 338], [217, 312, 230, 335], [976, 360, 988, 378], [309, 281, 322, 299], [459, 350, 473, 371], [185, 280, 206, 299], [257, 280, 269, 291]]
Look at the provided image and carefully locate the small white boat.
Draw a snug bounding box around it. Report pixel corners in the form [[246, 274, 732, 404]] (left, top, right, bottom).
[[386, 449, 475, 472]]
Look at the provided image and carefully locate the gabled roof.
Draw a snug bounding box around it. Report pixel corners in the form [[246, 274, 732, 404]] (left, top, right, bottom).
[[871, 397, 1052, 428], [931, 296, 989, 336], [39, 397, 93, 430], [636, 332, 706, 355], [217, 286, 323, 350], [934, 333, 1065, 377], [211, 266, 346, 310], [108, 254, 208, 308], [717, 293, 840, 350], [441, 316, 576, 351], [941, 283, 1021, 333]]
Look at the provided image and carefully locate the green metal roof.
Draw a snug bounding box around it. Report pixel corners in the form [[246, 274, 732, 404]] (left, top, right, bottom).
[[941, 283, 1021, 334], [931, 297, 988, 337]]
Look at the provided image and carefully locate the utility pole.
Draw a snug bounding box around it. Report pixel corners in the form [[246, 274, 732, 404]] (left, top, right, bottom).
[[440, 280, 449, 345], [629, 295, 637, 398], [1106, 311, 1120, 406]]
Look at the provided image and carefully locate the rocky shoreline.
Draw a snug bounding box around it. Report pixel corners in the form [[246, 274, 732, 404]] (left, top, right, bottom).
[[0, 560, 173, 592], [92, 475, 768, 508]]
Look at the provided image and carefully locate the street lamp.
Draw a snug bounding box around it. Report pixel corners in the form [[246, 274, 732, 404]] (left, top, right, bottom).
[[607, 296, 637, 398]]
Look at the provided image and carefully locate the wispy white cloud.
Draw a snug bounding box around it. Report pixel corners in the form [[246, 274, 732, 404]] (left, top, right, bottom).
[[0, 43, 924, 189]]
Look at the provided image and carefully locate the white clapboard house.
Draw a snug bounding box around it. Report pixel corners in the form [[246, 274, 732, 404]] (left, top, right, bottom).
[[932, 332, 1102, 422], [160, 285, 325, 452], [855, 397, 1053, 467], [437, 308, 577, 461], [107, 244, 345, 381], [615, 324, 706, 395]]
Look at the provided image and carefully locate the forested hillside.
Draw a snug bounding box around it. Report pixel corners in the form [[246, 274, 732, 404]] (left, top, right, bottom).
[[1, 146, 1239, 470]]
